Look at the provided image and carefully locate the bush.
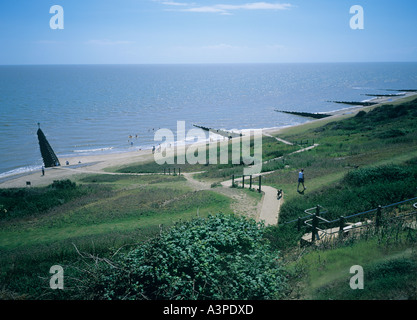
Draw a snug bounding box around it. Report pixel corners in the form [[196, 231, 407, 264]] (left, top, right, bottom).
[[377, 129, 407, 139], [50, 179, 77, 190], [355, 110, 367, 118], [0, 180, 88, 220], [76, 214, 289, 300], [343, 165, 414, 187]]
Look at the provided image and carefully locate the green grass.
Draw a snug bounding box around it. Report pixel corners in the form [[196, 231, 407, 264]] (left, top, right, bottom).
[[262, 98, 417, 300], [264, 98, 417, 213], [0, 171, 233, 299], [0, 192, 230, 250], [114, 135, 298, 179], [2, 96, 417, 300], [294, 239, 417, 300]]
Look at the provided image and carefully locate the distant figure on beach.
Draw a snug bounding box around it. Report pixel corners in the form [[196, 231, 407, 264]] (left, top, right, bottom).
[[297, 169, 306, 192], [41, 166, 45, 176], [152, 146, 155, 154]]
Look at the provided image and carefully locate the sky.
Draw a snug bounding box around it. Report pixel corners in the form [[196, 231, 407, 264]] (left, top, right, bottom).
[[0, 0, 416, 64]]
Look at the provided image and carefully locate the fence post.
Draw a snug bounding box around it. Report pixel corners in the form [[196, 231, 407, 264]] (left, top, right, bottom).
[[232, 174, 235, 186], [174, 168, 176, 175], [339, 216, 345, 234], [242, 175, 245, 189], [312, 214, 319, 242], [258, 176, 262, 193], [316, 205, 320, 217], [178, 168, 181, 176], [376, 205, 382, 227], [250, 175, 252, 189]]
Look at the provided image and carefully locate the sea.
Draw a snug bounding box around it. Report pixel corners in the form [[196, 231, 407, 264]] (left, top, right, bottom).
[[1, 62, 417, 178]]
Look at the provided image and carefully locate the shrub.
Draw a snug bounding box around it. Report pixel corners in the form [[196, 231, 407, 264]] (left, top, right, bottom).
[[50, 179, 77, 190], [355, 110, 367, 118], [76, 214, 289, 300], [343, 165, 413, 187], [0, 180, 88, 220], [377, 129, 407, 139]]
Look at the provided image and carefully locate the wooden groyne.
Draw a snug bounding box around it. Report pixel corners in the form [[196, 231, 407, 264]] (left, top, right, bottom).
[[327, 101, 378, 107], [362, 93, 406, 97], [274, 110, 331, 119], [192, 124, 242, 138]]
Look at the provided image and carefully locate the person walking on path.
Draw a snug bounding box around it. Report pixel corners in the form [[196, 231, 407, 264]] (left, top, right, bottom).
[[297, 169, 306, 192]]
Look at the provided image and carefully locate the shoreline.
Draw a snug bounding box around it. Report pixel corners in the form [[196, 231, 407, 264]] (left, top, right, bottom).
[[1, 92, 416, 189]]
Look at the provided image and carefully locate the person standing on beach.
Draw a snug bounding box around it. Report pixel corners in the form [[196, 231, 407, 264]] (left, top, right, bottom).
[[41, 166, 45, 176], [297, 169, 306, 192]]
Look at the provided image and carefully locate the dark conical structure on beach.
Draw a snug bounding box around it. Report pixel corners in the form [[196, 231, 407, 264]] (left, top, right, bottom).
[[37, 123, 60, 168]]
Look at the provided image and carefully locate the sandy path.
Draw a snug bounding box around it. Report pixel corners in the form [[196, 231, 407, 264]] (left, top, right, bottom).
[[183, 172, 262, 220], [181, 172, 211, 191], [263, 132, 294, 146], [220, 172, 281, 225]]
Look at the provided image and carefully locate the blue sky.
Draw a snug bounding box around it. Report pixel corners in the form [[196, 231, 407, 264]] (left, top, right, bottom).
[[0, 0, 416, 64]]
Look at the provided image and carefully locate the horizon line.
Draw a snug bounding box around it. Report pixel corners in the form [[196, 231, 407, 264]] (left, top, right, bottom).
[[1, 61, 417, 67]]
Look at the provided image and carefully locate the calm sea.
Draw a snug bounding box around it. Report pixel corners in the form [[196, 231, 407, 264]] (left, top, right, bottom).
[[1, 63, 417, 178]]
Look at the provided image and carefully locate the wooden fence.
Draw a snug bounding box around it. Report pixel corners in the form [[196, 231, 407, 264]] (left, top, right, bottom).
[[279, 197, 417, 244]]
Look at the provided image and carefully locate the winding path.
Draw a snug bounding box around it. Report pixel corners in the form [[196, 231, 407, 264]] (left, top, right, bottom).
[[220, 173, 282, 226]]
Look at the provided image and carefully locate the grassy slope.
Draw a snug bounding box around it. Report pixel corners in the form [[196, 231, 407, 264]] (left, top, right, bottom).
[[1, 96, 417, 300], [266, 96, 417, 299], [0, 173, 233, 299], [265, 96, 417, 213]]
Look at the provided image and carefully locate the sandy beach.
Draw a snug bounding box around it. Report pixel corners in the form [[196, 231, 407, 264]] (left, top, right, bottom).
[[1, 92, 416, 190]]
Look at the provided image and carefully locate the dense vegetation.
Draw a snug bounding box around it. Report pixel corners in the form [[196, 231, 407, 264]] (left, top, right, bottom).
[[0, 179, 91, 221], [71, 214, 289, 300]]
